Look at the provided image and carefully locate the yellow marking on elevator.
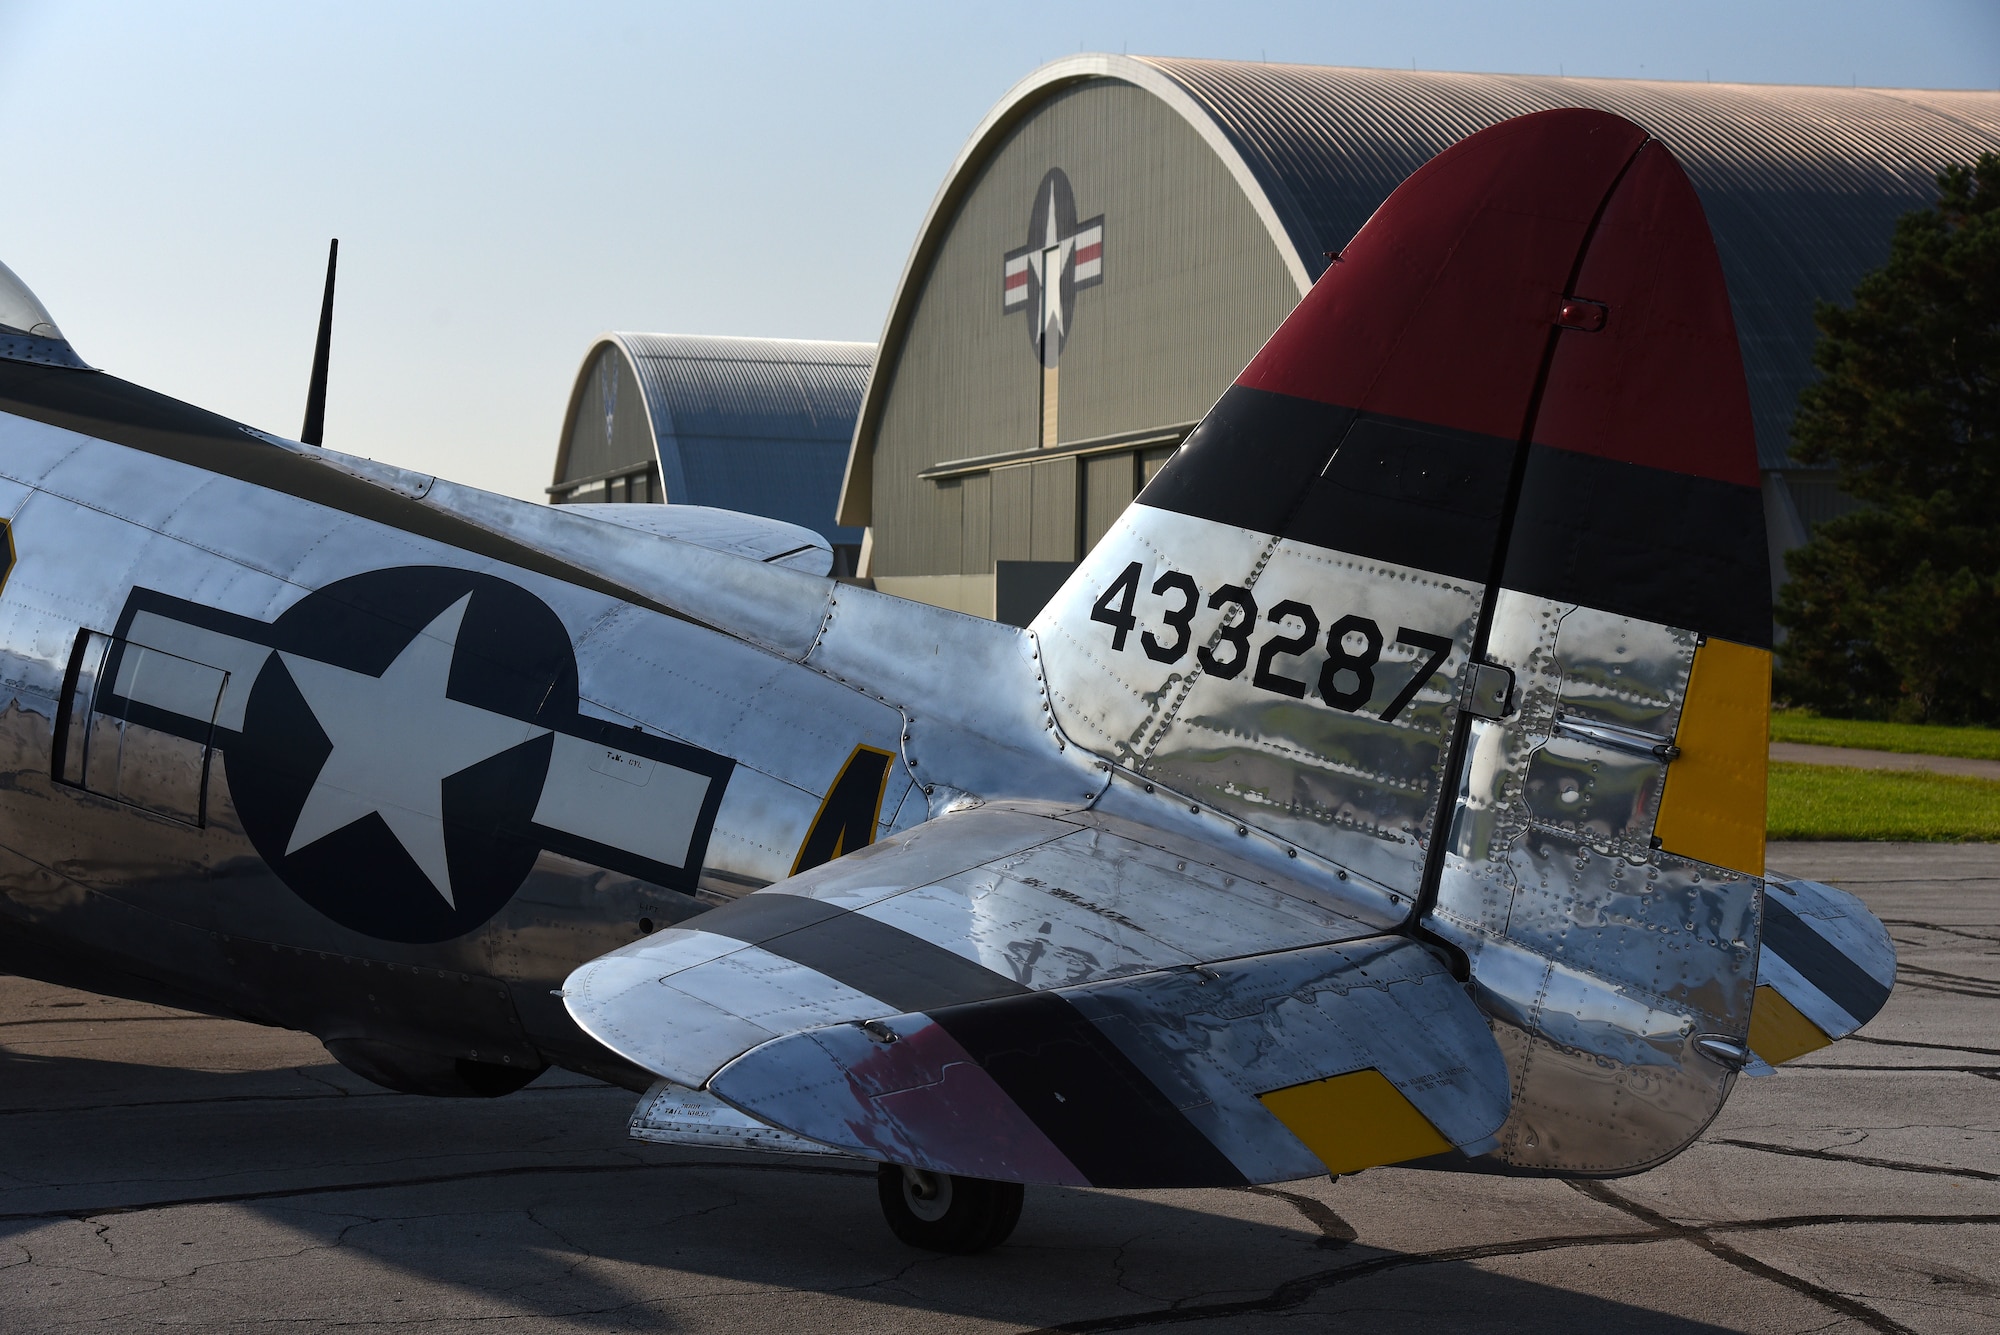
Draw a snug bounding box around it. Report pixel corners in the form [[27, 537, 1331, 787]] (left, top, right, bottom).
[[1747, 983, 1834, 1065], [1259, 1068, 1453, 1175]]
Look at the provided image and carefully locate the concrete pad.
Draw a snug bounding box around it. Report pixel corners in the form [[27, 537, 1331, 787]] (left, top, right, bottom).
[[1721, 1224, 2000, 1335], [1, 841, 1994, 1332]]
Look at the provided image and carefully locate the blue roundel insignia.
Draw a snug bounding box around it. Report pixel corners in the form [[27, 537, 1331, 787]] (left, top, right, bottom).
[[103, 567, 733, 944]]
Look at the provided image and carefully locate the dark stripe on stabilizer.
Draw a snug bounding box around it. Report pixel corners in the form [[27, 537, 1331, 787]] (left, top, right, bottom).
[[1763, 894, 1892, 1026], [1138, 385, 1513, 582], [686, 890, 845, 942], [697, 892, 1029, 1013], [929, 990, 1247, 1189], [1502, 444, 1771, 647]]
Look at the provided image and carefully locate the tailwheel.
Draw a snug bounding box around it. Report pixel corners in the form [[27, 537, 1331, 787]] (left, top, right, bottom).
[[876, 1163, 1023, 1253]]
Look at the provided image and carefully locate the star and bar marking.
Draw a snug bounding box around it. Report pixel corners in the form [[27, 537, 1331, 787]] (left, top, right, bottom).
[[80, 570, 733, 938]]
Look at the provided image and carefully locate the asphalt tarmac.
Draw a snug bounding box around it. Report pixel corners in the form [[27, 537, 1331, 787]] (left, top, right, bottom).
[[2, 841, 1994, 1333]]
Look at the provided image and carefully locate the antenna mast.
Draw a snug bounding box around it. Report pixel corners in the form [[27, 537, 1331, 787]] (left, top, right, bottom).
[[300, 238, 338, 446]]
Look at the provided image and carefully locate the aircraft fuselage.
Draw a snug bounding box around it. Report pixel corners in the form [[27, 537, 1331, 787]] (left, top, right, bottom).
[[0, 362, 960, 1094]]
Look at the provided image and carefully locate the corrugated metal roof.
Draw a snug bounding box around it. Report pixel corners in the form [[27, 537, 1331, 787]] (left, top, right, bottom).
[[1134, 60, 2000, 469], [607, 334, 872, 544]]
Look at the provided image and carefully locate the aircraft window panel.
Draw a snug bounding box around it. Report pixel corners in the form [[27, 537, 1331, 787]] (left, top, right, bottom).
[[53, 628, 225, 828], [115, 644, 226, 721]]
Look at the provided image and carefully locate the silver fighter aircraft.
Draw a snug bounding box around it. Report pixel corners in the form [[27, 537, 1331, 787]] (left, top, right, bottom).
[[0, 108, 1894, 1254]]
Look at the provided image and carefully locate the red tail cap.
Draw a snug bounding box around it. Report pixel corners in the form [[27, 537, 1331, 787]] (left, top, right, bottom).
[[1533, 140, 1760, 487], [1238, 108, 1646, 442]]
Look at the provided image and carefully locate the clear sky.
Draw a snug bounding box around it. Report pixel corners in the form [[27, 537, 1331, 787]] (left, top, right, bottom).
[[4, 1, 1995, 501]]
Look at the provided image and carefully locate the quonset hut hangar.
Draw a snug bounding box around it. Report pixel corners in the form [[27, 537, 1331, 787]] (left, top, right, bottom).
[[836, 55, 2000, 624], [550, 334, 873, 574]]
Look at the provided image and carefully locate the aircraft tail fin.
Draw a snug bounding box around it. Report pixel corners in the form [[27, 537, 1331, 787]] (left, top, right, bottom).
[[1033, 107, 1699, 892], [1033, 107, 1799, 1175]]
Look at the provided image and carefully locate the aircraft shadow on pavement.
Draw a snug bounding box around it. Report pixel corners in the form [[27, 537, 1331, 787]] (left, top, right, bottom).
[[0, 1046, 1740, 1332]]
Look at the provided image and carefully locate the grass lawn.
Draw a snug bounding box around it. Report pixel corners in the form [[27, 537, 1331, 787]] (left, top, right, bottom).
[[1768, 762, 2000, 841], [1770, 710, 2000, 761]]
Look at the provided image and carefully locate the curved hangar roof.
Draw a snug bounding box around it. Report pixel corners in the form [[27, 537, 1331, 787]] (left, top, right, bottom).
[[838, 56, 2000, 551], [554, 333, 871, 548]]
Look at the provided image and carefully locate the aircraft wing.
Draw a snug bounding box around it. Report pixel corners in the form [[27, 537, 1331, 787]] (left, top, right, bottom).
[[564, 803, 1512, 1187]]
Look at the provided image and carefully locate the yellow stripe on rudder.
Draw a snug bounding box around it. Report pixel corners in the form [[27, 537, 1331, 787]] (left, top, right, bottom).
[[1258, 1068, 1453, 1176], [1747, 983, 1834, 1065], [1655, 638, 1770, 875]]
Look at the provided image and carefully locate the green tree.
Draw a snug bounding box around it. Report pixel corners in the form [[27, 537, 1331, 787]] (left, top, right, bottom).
[[1775, 153, 2000, 724]]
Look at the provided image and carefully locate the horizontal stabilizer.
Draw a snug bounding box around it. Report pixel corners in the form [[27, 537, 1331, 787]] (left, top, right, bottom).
[[708, 935, 1510, 1188], [563, 804, 1506, 1186], [1749, 874, 1897, 1066], [562, 804, 1385, 1090]]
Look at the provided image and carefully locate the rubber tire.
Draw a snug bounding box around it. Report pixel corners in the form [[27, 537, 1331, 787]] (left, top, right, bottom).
[[876, 1164, 1024, 1254]]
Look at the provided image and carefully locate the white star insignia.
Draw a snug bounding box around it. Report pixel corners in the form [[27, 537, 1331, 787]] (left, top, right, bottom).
[[280, 594, 550, 908]]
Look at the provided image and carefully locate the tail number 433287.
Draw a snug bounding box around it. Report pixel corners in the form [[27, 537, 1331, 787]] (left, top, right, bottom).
[[1088, 561, 1453, 723]]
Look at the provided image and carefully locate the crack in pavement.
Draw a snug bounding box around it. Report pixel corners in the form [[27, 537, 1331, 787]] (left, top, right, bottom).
[[1848, 1035, 2000, 1058], [1790, 1063, 2000, 1075], [1895, 961, 2000, 985], [0, 1157, 874, 1226], [0, 1080, 617, 1119], [1881, 919, 2000, 940], [1890, 978, 2000, 1000], [11, 1184, 1996, 1331], [820, 1245, 936, 1303], [0, 1015, 212, 1029], [1568, 1182, 1921, 1335], [1706, 1212, 2000, 1233], [1822, 876, 1998, 886], [1710, 1139, 2000, 1183], [1022, 1227, 1684, 1333], [0, 1090, 396, 1118], [1018, 1204, 1992, 1333], [1242, 1185, 1357, 1249], [2, 1145, 665, 1201], [1887, 963, 2000, 1000]]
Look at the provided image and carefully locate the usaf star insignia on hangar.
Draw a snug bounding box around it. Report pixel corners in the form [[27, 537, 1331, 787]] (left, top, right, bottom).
[[1001, 167, 1104, 368]]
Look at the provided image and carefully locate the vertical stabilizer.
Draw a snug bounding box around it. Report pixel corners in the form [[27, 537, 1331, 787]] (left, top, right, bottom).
[[1033, 108, 1871, 1176]]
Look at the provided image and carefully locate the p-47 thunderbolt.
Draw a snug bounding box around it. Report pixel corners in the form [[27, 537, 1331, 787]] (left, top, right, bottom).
[[0, 109, 1894, 1253]]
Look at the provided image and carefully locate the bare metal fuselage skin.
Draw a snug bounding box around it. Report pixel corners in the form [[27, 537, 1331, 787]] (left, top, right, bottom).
[[0, 108, 1905, 1199], [0, 346, 1894, 1188], [0, 363, 1083, 1090]]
